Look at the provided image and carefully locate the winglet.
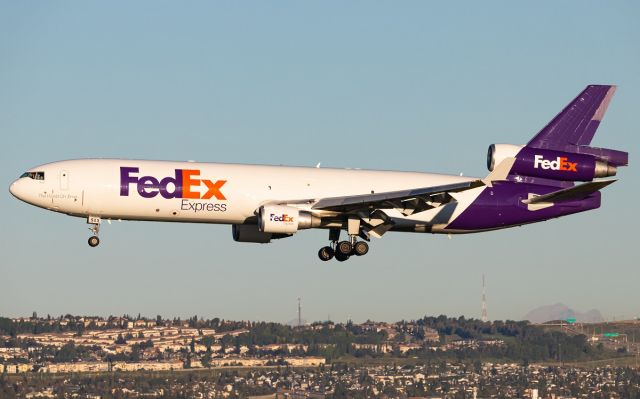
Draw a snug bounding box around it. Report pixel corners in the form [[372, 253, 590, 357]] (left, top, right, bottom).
[[482, 157, 515, 187]]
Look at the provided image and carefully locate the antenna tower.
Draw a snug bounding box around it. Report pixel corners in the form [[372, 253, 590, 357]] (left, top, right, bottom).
[[297, 297, 302, 328], [481, 274, 488, 322]]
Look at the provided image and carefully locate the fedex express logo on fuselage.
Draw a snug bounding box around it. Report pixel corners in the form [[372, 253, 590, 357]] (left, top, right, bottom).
[[120, 167, 227, 200], [533, 155, 577, 172]]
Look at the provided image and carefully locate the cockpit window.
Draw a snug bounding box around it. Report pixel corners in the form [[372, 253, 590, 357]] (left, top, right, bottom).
[[20, 171, 45, 180]]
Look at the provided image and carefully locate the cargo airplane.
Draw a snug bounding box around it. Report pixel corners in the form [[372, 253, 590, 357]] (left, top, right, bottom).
[[9, 85, 628, 261]]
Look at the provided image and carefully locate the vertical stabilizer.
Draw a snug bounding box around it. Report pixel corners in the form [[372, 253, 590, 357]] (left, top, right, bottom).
[[526, 85, 627, 166]]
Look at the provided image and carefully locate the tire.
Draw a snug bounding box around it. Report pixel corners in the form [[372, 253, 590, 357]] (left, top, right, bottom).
[[336, 241, 352, 255], [88, 236, 100, 247], [318, 246, 334, 261], [335, 252, 350, 262], [353, 241, 369, 256]]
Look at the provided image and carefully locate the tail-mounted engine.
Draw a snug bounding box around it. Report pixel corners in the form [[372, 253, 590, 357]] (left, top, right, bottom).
[[488, 144, 617, 181]]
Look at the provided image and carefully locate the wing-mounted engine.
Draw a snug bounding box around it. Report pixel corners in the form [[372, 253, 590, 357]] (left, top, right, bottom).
[[232, 224, 294, 243], [232, 205, 321, 243], [232, 224, 273, 243], [488, 144, 617, 182], [258, 205, 321, 234]]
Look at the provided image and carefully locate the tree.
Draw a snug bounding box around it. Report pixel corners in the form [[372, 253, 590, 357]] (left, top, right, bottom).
[[202, 350, 212, 368], [202, 335, 214, 351], [115, 333, 126, 344], [54, 343, 77, 362]]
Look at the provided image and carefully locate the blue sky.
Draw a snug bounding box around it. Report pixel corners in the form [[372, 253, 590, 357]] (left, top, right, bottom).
[[1, 2, 638, 323]]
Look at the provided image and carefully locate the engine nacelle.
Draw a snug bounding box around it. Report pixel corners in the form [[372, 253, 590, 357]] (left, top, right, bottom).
[[487, 144, 523, 171], [258, 205, 320, 234], [232, 224, 272, 243], [487, 144, 616, 181]]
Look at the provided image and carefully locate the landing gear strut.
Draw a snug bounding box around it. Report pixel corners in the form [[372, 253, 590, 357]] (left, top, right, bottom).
[[317, 227, 370, 261], [87, 216, 101, 247]]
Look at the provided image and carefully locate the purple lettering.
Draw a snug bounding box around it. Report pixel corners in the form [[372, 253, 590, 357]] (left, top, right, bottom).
[[159, 170, 183, 199], [120, 167, 139, 196], [137, 176, 160, 198]]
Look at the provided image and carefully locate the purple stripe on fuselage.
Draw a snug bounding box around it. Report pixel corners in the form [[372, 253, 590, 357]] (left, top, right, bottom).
[[447, 181, 601, 231]]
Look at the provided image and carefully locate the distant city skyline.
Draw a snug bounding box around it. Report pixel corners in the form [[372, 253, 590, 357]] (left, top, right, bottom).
[[1, 2, 638, 322]]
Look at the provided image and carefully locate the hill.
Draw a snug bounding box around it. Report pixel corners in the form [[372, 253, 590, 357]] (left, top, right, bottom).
[[524, 303, 604, 324]]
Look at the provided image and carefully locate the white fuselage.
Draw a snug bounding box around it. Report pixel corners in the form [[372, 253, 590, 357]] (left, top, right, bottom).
[[9, 159, 480, 232]]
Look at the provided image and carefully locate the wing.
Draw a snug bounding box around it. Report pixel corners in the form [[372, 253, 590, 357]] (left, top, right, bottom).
[[311, 180, 484, 214], [311, 158, 513, 213]]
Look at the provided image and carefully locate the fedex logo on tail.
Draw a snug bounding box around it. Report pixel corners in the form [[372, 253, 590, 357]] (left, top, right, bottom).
[[533, 155, 577, 172], [120, 167, 226, 200]]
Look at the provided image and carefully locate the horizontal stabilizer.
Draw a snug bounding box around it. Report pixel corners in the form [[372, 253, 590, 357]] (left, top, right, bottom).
[[523, 179, 616, 205]]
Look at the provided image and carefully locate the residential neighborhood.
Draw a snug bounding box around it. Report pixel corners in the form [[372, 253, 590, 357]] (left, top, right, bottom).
[[1, 314, 639, 398]]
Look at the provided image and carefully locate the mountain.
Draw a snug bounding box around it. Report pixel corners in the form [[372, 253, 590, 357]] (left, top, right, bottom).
[[524, 303, 604, 324]]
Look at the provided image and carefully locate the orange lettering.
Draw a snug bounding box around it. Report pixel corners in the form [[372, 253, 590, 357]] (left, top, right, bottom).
[[559, 157, 568, 171], [182, 169, 200, 199], [202, 179, 227, 200]]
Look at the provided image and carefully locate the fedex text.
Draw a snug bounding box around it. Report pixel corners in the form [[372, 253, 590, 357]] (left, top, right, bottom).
[[533, 155, 577, 172], [270, 213, 294, 223], [120, 167, 227, 200]]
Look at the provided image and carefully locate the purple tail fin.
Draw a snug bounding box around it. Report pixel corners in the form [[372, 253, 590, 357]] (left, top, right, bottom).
[[527, 85, 627, 167]]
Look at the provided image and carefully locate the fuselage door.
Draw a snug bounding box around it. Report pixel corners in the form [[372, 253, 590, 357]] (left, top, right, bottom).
[[60, 170, 69, 190]]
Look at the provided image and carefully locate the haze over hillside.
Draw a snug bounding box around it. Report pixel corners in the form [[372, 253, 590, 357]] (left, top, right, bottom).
[[524, 303, 604, 324]]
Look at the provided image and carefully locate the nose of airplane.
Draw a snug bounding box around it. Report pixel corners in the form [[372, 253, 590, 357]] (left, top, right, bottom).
[[9, 179, 25, 201]]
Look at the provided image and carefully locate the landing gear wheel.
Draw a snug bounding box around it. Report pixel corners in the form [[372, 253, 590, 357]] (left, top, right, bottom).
[[353, 241, 369, 256], [88, 236, 100, 247], [335, 252, 350, 262], [318, 246, 334, 261], [336, 241, 352, 255]]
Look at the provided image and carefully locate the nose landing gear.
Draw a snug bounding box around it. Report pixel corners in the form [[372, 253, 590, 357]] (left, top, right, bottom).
[[87, 216, 101, 247], [88, 235, 100, 247]]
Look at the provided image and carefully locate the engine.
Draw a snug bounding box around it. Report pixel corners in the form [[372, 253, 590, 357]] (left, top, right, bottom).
[[232, 224, 294, 243], [232, 205, 321, 243], [487, 144, 617, 181], [487, 144, 523, 171], [258, 205, 320, 234], [232, 224, 273, 243]]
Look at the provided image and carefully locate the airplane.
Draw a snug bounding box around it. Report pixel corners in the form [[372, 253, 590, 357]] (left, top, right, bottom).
[[9, 85, 628, 261]]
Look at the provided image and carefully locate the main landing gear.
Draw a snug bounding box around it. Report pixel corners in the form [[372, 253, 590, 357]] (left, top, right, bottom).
[[318, 228, 369, 262], [87, 216, 101, 247]]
